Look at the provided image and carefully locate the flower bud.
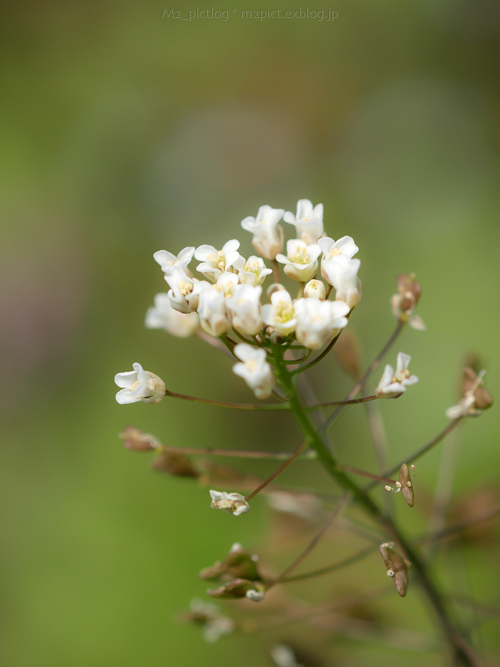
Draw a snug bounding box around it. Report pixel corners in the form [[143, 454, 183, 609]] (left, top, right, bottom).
[[391, 273, 425, 330], [304, 279, 326, 300]]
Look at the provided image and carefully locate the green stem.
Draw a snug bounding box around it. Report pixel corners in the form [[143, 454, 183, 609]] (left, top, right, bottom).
[[271, 343, 481, 667]]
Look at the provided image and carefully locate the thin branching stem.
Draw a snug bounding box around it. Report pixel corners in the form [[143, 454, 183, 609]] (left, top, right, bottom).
[[266, 495, 349, 589], [363, 417, 463, 493], [426, 423, 464, 560], [272, 259, 280, 283], [233, 329, 259, 346], [278, 545, 375, 584], [291, 323, 346, 375], [321, 320, 405, 433], [244, 439, 308, 502], [305, 394, 379, 411], [157, 443, 316, 460], [164, 390, 290, 411], [271, 342, 482, 667], [338, 464, 397, 485], [418, 505, 500, 545]]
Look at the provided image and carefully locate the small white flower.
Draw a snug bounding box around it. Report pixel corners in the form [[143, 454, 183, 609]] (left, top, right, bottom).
[[145, 293, 199, 337], [376, 353, 419, 398], [233, 343, 275, 399], [303, 279, 326, 300], [213, 271, 239, 298], [262, 290, 297, 337], [322, 254, 362, 309], [195, 240, 241, 281], [283, 199, 324, 244], [227, 285, 264, 336], [276, 239, 321, 283], [165, 267, 208, 313], [241, 205, 285, 260], [209, 490, 249, 516], [114, 362, 166, 404], [237, 255, 273, 287], [294, 298, 350, 350], [197, 286, 231, 337], [153, 246, 195, 276], [318, 236, 358, 281]]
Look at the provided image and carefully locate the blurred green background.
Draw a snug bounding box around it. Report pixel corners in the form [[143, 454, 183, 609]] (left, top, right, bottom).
[[1, 1, 499, 665]]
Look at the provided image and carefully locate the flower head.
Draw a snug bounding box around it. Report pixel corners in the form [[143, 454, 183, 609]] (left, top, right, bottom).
[[376, 353, 419, 398], [114, 362, 166, 404], [241, 205, 285, 260], [209, 490, 249, 516], [283, 199, 324, 244], [232, 343, 275, 399]]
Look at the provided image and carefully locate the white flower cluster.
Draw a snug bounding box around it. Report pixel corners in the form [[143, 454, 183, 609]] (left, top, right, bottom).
[[145, 199, 362, 399]]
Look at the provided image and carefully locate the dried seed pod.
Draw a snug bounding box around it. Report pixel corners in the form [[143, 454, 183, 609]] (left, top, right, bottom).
[[151, 451, 199, 478], [119, 425, 158, 452], [398, 463, 414, 508], [199, 543, 262, 582], [379, 542, 410, 597], [207, 578, 265, 601]]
